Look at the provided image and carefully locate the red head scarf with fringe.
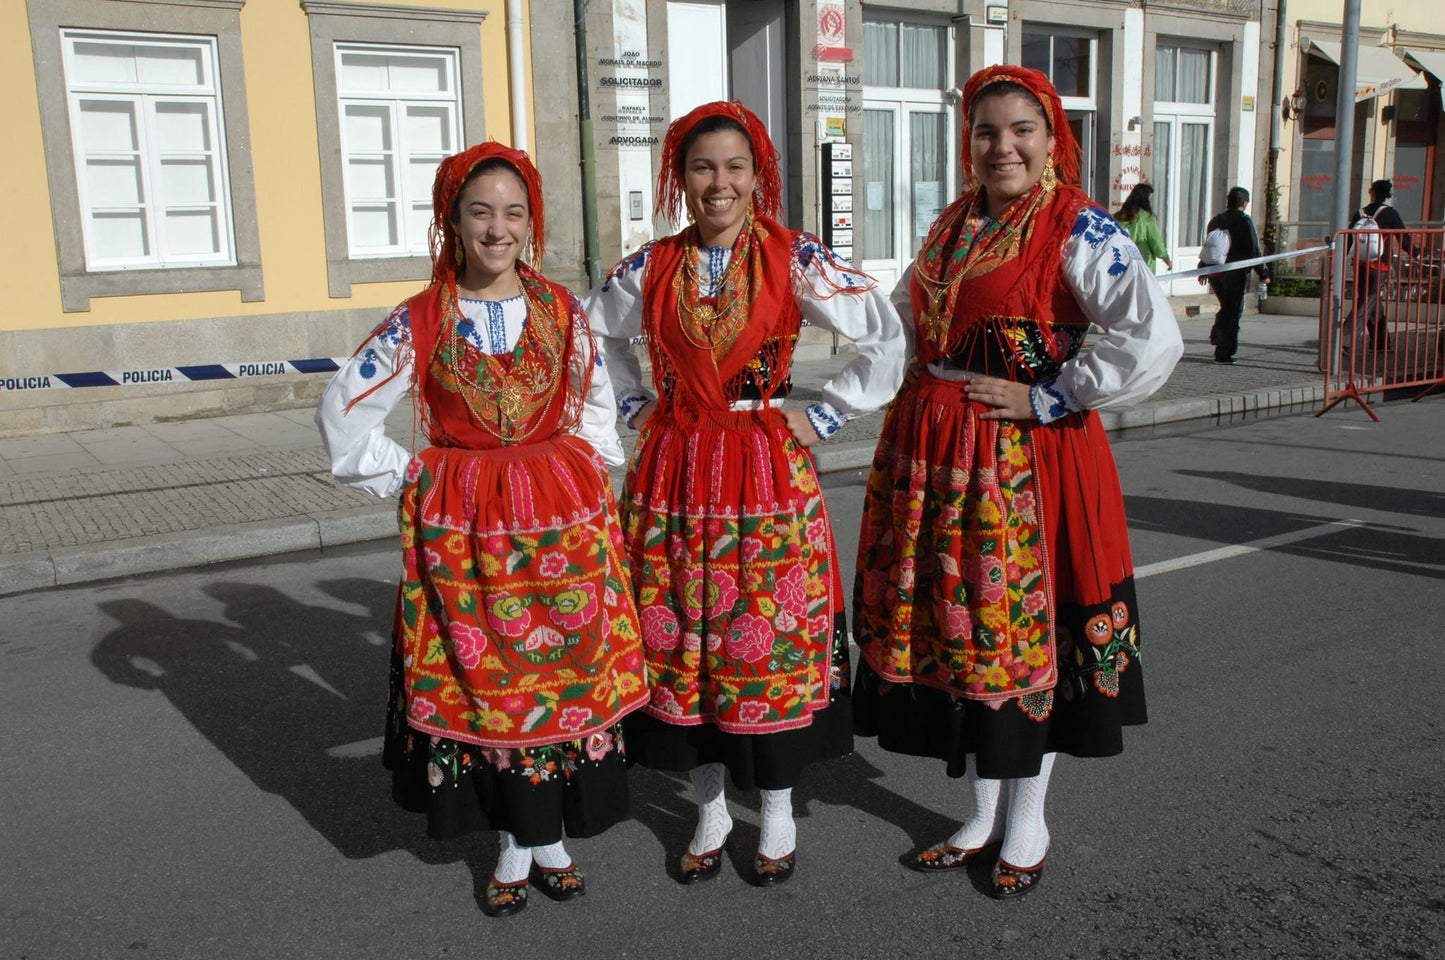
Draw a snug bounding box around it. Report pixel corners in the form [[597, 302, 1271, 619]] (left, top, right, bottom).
[[959, 64, 1081, 187], [656, 100, 783, 223], [908, 65, 1092, 366], [428, 142, 546, 284]]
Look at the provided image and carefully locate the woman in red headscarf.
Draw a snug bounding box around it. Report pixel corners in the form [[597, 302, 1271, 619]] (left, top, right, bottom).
[[583, 101, 905, 886], [317, 143, 649, 917], [852, 66, 1182, 899]]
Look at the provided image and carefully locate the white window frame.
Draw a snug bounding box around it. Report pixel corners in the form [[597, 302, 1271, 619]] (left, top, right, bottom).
[[1154, 41, 1219, 255], [1022, 26, 1099, 192], [861, 15, 956, 292], [61, 29, 236, 272], [334, 43, 462, 260]]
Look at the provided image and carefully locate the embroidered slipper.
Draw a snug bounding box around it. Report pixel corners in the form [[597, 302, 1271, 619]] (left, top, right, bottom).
[[911, 841, 986, 872], [680, 842, 727, 885], [482, 877, 529, 917], [753, 850, 796, 887], [534, 863, 586, 901], [990, 856, 1046, 899]]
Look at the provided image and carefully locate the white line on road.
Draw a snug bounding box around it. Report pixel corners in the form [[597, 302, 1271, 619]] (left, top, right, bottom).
[[1135, 519, 1365, 579]]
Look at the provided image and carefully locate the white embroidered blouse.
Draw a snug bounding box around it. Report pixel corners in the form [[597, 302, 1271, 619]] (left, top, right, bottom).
[[316, 293, 625, 499], [893, 205, 1183, 423], [581, 234, 907, 439]]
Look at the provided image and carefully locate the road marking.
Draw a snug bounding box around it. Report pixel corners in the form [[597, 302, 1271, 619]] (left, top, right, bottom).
[[326, 737, 383, 759], [1135, 519, 1364, 579]]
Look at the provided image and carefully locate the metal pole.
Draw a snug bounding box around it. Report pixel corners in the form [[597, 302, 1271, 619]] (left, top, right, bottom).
[[1330, 0, 1361, 235], [1264, 0, 1287, 252], [574, 0, 602, 288]]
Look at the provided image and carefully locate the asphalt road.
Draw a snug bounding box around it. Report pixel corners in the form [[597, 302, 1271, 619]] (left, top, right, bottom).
[[3, 402, 1442, 959]]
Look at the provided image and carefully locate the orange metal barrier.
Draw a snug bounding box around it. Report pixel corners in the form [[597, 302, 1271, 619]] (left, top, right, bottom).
[[1319, 227, 1445, 420]]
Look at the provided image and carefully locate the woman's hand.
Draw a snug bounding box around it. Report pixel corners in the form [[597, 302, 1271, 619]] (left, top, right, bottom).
[[1163, 257, 1173, 271], [630, 399, 658, 430], [964, 375, 1036, 422], [784, 409, 822, 446]]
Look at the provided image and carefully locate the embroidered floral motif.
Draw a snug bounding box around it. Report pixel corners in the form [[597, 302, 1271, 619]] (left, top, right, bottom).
[[1070, 206, 1122, 248], [1016, 689, 1054, 721], [601, 243, 651, 292], [805, 402, 844, 440]]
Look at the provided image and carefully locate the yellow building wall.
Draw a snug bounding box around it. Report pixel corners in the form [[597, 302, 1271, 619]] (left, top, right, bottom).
[[2, 0, 535, 335]]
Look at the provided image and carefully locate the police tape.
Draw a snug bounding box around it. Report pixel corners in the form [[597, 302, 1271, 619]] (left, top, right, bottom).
[[0, 358, 350, 394]]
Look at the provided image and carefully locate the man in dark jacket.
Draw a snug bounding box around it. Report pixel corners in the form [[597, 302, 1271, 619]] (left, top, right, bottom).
[[1346, 179, 1409, 354], [1203, 186, 1269, 365]]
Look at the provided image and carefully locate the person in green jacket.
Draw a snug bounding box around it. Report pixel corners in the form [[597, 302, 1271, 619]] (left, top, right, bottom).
[[1115, 183, 1172, 274]]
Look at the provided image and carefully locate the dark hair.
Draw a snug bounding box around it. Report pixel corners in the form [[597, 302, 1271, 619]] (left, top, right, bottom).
[[1226, 186, 1250, 209], [968, 80, 1049, 129], [1370, 179, 1393, 201], [678, 115, 755, 171], [1116, 183, 1155, 222], [450, 157, 528, 223]]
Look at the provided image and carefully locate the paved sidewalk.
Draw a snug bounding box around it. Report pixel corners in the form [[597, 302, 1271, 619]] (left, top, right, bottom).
[[0, 296, 1332, 595]]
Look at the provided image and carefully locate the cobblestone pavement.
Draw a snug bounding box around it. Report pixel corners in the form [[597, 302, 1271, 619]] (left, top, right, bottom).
[[0, 297, 1348, 593]]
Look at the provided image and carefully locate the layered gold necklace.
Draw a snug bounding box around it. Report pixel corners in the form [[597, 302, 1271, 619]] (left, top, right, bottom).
[[674, 212, 761, 356], [433, 268, 567, 443]]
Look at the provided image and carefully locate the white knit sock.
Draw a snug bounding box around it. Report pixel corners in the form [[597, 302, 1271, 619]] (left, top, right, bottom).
[[999, 752, 1055, 867], [531, 839, 572, 870], [758, 788, 797, 860], [687, 763, 733, 856], [494, 831, 532, 884], [946, 755, 1007, 850]]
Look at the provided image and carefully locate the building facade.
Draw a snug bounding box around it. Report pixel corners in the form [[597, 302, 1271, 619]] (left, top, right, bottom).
[[1270, 2, 1445, 262], [7, 0, 1305, 435], [4, 0, 531, 435]]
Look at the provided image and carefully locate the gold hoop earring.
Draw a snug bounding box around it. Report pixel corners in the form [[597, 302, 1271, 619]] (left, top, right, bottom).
[[1040, 156, 1058, 192], [453, 237, 465, 268]]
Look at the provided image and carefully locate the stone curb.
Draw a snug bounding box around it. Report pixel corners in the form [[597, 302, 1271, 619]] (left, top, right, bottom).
[[0, 381, 1324, 596]]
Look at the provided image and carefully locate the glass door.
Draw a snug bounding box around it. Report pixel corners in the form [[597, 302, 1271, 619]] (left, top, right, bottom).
[[860, 101, 952, 291]]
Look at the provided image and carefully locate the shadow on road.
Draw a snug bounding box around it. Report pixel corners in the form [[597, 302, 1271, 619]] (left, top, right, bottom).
[[1125, 489, 1445, 579], [88, 577, 958, 896], [89, 577, 499, 904]]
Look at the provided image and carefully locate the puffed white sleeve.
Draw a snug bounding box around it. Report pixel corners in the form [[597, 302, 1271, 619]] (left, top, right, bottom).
[[1029, 207, 1184, 424], [791, 235, 909, 440], [567, 295, 626, 467], [580, 244, 654, 427], [315, 304, 415, 498]]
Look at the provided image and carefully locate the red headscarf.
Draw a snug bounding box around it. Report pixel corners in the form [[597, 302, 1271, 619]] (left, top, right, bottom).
[[656, 100, 783, 223], [959, 65, 1081, 187], [428, 142, 546, 284]]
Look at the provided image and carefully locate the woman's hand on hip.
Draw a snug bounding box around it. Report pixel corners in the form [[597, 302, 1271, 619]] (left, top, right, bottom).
[[784, 409, 822, 446], [965, 375, 1037, 423], [630, 399, 657, 430]]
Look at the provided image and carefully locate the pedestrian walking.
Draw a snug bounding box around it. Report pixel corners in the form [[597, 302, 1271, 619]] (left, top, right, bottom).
[[582, 101, 906, 886], [1115, 183, 1172, 273], [316, 143, 649, 917], [851, 65, 1182, 899], [1203, 186, 1269, 365], [1346, 178, 1411, 356]]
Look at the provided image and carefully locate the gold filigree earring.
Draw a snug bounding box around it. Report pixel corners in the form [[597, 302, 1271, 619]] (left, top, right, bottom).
[[1040, 156, 1058, 192], [454, 237, 466, 268]]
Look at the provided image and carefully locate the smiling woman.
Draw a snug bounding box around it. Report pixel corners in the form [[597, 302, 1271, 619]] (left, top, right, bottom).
[[582, 100, 907, 889], [315, 142, 649, 918], [852, 65, 1184, 901]]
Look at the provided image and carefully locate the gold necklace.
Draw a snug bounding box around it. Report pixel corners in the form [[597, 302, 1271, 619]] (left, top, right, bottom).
[[436, 269, 566, 443], [676, 218, 756, 354]]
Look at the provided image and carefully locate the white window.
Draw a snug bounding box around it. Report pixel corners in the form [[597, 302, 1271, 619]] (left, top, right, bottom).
[[335, 44, 461, 258], [62, 31, 235, 270], [1154, 42, 1218, 251], [1022, 27, 1099, 193]]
